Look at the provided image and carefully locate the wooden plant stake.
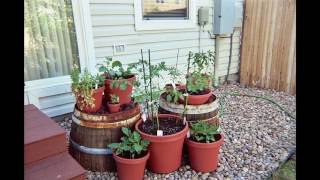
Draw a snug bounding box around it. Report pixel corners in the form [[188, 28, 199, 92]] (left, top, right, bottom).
[[141, 49, 150, 120]]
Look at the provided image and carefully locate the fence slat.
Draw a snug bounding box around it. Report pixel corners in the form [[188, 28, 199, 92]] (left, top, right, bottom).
[[240, 0, 296, 94]]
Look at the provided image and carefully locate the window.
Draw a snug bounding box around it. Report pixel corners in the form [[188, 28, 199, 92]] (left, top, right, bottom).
[[24, 0, 80, 81], [134, 0, 196, 31], [143, 0, 189, 20]]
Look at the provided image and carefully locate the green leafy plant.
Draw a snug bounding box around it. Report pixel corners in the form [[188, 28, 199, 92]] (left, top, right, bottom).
[[71, 66, 105, 110], [110, 94, 119, 104], [186, 71, 210, 94], [96, 57, 134, 91], [189, 121, 220, 143], [191, 50, 215, 74], [184, 50, 215, 94], [165, 87, 183, 104], [108, 127, 150, 159], [128, 60, 168, 105]]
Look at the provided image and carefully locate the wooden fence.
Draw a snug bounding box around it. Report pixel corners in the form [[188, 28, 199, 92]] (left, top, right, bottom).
[[240, 0, 296, 94]]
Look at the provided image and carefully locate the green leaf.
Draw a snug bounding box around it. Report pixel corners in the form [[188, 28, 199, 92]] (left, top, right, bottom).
[[119, 81, 127, 91], [122, 127, 130, 137], [133, 131, 141, 142], [112, 60, 122, 68], [141, 139, 150, 147], [166, 94, 172, 102], [98, 66, 107, 72], [133, 144, 143, 153], [108, 143, 119, 149]]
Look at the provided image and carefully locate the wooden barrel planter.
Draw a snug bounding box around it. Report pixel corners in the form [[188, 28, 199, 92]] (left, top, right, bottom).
[[158, 93, 220, 126], [69, 103, 141, 172]]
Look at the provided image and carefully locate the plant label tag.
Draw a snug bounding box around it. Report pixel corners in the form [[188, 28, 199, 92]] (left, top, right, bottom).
[[171, 82, 176, 90], [157, 130, 163, 136], [141, 113, 147, 122], [183, 93, 188, 97], [95, 83, 98, 89], [183, 117, 187, 125], [187, 130, 190, 138]]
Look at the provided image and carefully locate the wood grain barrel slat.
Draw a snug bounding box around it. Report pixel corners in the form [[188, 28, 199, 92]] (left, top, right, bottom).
[[69, 103, 141, 172]]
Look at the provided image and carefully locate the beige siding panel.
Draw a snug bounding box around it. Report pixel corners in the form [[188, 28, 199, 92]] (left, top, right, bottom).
[[90, 4, 134, 15], [91, 15, 135, 26], [94, 31, 218, 47], [90, 0, 133, 4]]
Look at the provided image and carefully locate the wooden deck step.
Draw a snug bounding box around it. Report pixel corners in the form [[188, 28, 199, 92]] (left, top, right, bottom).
[[24, 104, 67, 165], [24, 152, 86, 180]]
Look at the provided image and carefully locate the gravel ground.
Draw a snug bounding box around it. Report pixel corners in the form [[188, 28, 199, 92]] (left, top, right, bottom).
[[58, 83, 296, 180]]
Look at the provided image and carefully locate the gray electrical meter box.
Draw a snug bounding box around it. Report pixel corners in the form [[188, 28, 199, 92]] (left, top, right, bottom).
[[213, 0, 235, 35], [198, 7, 209, 26]]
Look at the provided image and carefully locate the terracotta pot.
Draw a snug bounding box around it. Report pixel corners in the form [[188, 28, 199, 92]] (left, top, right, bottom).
[[76, 86, 105, 113], [179, 89, 212, 105], [104, 75, 136, 105], [107, 102, 120, 113], [186, 134, 224, 172], [113, 152, 150, 180], [135, 114, 188, 173], [164, 83, 185, 91]]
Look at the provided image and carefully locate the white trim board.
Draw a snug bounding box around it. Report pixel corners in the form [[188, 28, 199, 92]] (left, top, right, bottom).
[[134, 0, 197, 31]]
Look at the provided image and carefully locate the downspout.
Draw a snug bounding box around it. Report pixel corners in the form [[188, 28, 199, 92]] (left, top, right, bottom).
[[214, 35, 221, 87]]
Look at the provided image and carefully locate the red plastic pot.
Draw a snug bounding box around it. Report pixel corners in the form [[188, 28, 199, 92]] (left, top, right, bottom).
[[75, 86, 105, 113], [107, 102, 120, 113], [135, 114, 188, 173], [165, 83, 185, 91], [104, 75, 135, 105], [113, 152, 150, 180], [186, 134, 224, 172], [179, 89, 212, 105]]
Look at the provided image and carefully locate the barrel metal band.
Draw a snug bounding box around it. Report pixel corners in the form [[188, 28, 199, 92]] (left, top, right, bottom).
[[69, 138, 112, 155], [72, 113, 140, 128], [159, 97, 219, 114]]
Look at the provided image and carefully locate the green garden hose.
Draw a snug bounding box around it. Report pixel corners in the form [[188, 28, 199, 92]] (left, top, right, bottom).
[[219, 91, 296, 120]]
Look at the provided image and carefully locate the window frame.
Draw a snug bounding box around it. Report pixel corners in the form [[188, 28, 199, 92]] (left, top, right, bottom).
[[134, 0, 197, 31]]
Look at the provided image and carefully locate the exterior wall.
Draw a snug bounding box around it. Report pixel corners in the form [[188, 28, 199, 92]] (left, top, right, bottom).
[[90, 0, 244, 84]]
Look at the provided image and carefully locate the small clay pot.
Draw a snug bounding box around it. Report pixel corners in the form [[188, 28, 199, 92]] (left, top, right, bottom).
[[135, 114, 188, 173], [107, 102, 120, 113], [76, 86, 105, 113], [179, 89, 212, 105], [113, 151, 150, 180], [104, 74, 136, 105], [186, 134, 224, 172]]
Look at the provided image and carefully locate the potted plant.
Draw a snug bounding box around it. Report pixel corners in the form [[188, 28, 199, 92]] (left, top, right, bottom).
[[132, 50, 188, 173], [108, 127, 150, 180], [179, 51, 215, 105], [71, 66, 105, 113], [97, 57, 136, 105], [107, 94, 120, 113], [185, 121, 224, 172]]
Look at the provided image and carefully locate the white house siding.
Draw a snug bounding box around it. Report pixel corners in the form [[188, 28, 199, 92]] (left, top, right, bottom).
[[90, 0, 244, 85]]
